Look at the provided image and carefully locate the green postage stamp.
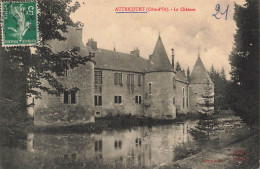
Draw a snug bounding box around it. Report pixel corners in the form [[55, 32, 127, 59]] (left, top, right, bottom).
[[1, 1, 38, 46]]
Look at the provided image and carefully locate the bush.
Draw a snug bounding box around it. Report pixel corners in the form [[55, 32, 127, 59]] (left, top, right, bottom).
[[173, 142, 201, 161]]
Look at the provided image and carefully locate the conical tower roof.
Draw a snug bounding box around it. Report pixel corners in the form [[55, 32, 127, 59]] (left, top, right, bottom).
[[190, 55, 212, 84], [149, 35, 174, 72]]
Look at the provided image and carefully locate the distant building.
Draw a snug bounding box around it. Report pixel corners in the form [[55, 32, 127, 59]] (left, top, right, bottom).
[[30, 27, 214, 125]]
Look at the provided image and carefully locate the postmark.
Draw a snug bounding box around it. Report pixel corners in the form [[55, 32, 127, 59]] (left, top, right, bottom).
[[1, 1, 38, 46], [233, 149, 247, 162]]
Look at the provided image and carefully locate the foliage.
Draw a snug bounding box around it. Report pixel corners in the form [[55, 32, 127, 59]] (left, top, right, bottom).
[[190, 79, 217, 143], [208, 66, 229, 111], [175, 61, 182, 71], [228, 0, 259, 126], [197, 79, 214, 114], [0, 0, 92, 121], [173, 141, 200, 161]]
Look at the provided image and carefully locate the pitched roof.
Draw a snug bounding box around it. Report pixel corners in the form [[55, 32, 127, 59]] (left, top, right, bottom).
[[190, 56, 212, 84], [148, 36, 174, 72], [48, 26, 91, 56], [176, 70, 188, 83], [93, 49, 150, 73]]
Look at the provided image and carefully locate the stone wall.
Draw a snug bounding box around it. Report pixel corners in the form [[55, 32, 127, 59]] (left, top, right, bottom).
[[175, 81, 189, 114], [94, 69, 144, 117], [144, 72, 176, 119], [33, 61, 95, 126]]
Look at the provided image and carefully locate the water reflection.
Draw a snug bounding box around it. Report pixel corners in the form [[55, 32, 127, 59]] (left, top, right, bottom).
[[25, 121, 196, 167]]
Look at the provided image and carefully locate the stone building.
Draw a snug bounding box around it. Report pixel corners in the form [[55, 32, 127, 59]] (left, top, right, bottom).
[[30, 26, 213, 125]]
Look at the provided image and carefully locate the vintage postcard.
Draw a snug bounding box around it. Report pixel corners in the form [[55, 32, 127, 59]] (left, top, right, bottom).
[[0, 0, 259, 169]]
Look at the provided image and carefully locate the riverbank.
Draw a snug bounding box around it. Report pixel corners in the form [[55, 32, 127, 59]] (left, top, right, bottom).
[[164, 134, 259, 169], [29, 113, 199, 134], [156, 112, 259, 169]]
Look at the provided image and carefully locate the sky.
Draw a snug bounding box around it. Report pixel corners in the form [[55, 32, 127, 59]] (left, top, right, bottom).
[[70, 0, 245, 78]]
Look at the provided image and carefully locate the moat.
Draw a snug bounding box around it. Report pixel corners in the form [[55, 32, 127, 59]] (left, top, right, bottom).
[[0, 121, 197, 168]]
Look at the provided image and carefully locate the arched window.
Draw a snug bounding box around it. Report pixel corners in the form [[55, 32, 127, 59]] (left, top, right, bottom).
[[148, 83, 152, 94]]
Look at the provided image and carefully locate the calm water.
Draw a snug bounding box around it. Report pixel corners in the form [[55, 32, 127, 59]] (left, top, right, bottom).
[[25, 121, 197, 168]]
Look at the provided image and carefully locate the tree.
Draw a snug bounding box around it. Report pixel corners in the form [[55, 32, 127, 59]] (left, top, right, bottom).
[[209, 65, 216, 83], [175, 61, 182, 71], [190, 79, 217, 144], [208, 66, 228, 110], [228, 0, 259, 126], [220, 68, 226, 81], [0, 0, 93, 122]]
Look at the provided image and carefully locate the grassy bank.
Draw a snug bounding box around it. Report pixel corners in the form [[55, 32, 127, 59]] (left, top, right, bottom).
[[164, 111, 258, 169]]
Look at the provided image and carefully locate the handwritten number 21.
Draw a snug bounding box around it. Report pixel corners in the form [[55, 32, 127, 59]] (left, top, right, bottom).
[[212, 4, 229, 20]]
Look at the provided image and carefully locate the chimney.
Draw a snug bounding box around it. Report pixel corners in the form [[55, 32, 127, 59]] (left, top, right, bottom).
[[187, 67, 190, 81], [130, 47, 140, 57], [171, 48, 174, 69], [76, 26, 82, 41], [76, 23, 84, 42], [86, 38, 97, 50]]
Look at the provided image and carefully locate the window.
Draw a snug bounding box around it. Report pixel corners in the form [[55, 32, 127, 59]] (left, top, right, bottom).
[[182, 87, 185, 96], [183, 98, 185, 108], [187, 86, 189, 97], [114, 72, 122, 85], [186, 98, 189, 107], [127, 74, 130, 85], [114, 96, 122, 104], [138, 75, 141, 86], [71, 91, 76, 104], [114, 140, 122, 149], [148, 83, 152, 94], [95, 112, 101, 116], [119, 73, 122, 84], [95, 140, 102, 152], [114, 73, 118, 85], [64, 91, 69, 104], [135, 96, 142, 104], [94, 95, 102, 106], [130, 74, 134, 85], [173, 98, 175, 104], [63, 91, 77, 104], [94, 71, 102, 84]]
